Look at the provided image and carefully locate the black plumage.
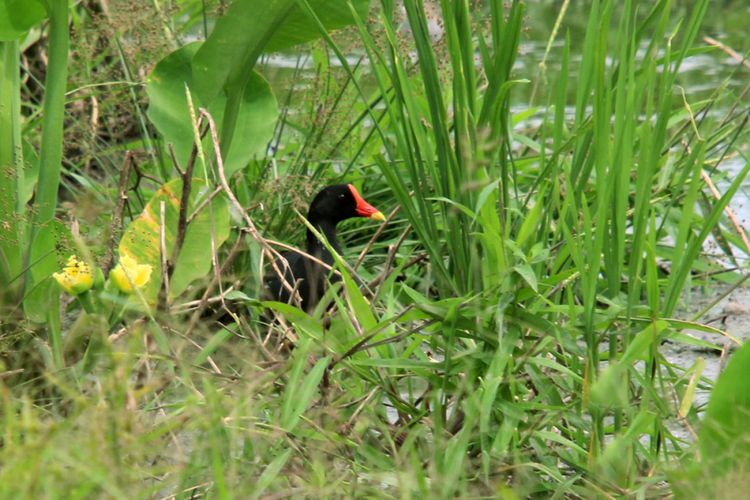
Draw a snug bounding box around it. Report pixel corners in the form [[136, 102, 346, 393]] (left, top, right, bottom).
[[264, 184, 384, 311]]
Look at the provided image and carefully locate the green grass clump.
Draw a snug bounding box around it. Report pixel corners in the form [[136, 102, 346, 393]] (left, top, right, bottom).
[[1, 0, 750, 497]]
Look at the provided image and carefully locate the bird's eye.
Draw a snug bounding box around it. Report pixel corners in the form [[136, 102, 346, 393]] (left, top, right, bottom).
[[338, 194, 346, 200]]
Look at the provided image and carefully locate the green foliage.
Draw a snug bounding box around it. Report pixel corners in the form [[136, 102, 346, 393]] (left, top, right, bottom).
[[2, 0, 750, 497], [22, 220, 74, 324], [0, 0, 45, 41], [191, 0, 295, 106], [0, 0, 70, 307], [187, 0, 371, 175], [146, 43, 278, 176], [191, 0, 370, 103], [0, 40, 22, 290], [16, 0, 69, 329], [118, 177, 230, 304], [699, 341, 750, 480], [671, 341, 750, 497]]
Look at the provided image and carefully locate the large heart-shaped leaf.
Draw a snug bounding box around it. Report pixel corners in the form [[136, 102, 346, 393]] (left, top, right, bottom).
[[263, 0, 372, 53], [0, 0, 46, 41], [191, 0, 295, 106], [146, 42, 278, 177], [118, 178, 230, 304], [189, 0, 370, 161], [191, 0, 371, 104]]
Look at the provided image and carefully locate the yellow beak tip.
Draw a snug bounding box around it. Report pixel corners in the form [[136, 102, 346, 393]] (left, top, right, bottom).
[[371, 211, 386, 222]]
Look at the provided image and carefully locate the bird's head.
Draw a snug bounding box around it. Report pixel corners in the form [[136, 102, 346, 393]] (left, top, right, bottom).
[[308, 184, 385, 224]]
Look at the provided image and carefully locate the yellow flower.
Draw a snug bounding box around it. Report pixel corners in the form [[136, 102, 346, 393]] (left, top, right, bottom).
[[110, 254, 152, 294], [52, 255, 94, 295]]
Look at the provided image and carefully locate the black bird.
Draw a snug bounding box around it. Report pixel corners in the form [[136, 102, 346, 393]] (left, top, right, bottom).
[[264, 184, 385, 311]]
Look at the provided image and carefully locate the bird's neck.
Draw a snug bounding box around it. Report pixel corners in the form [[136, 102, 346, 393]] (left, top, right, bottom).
[[306, 217, 342, 258]]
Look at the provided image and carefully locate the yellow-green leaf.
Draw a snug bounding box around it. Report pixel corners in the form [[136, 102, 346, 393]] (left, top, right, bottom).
[[118, 178, 230, 304]]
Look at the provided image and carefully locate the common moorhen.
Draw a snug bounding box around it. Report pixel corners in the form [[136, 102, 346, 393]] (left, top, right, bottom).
[[265, 184, 385, 311]]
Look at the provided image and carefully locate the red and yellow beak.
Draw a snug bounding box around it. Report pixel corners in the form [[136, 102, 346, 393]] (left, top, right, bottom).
[[348, 184, 385, 221]]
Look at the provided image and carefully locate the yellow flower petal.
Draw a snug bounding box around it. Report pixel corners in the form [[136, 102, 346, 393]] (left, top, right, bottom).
[[52, 255, 94, 295], [110, 254, 153, 294], [110, 266, 132, 294], [53, 271, 75, 294]]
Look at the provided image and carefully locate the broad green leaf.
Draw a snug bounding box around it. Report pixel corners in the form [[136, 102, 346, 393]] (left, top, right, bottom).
[[480, 328, 519, 439], [223, 290, 259, 304], [0, 0, 46, 41], [191, 0, 296, 105], [146, 42, 278, 176], [190, 0, 370, 162], [23, 220, 73, 323], [264, 0, 371, 53], [118, 178, 230, 304], [473, 178, 501, 217], [145, 43, 199, 171], [528, 356, 583, 382], [171, 189, 230, 296], [289, 355, 329, 430], [441, 406, 475, 490], [665, 331, 721, 352], [699, 340, 750, 478], [516, 198, 544, 248], [533, 430, 588, 457], [191, 0, 371, 104]]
